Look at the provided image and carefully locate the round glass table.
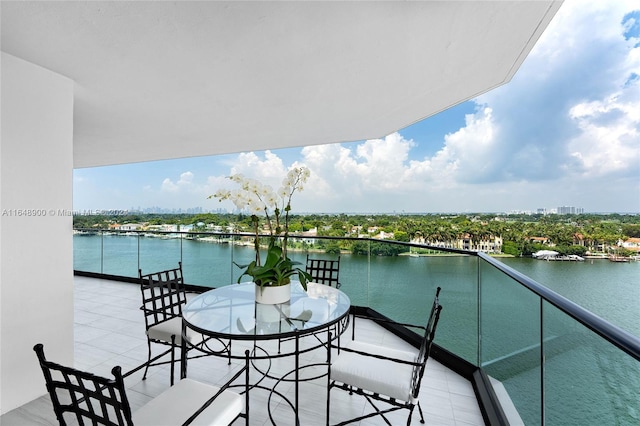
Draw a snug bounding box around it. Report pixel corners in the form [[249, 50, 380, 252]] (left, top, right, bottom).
[[182, 281, 351, 342], [180, 281, 351, 425]]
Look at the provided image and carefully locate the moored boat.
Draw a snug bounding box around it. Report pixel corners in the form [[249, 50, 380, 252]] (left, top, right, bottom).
[[609, 255, 631, 262]]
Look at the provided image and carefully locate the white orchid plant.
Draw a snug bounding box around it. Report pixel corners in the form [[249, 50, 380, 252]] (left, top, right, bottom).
[[210, 167, 312, 289]]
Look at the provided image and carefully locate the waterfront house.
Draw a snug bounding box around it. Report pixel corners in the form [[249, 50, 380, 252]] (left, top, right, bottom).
[[412, 233, 504, 254], [300, 227, 319, 245], [367, 226, 380, 234], [620, 237, 640, 253], [458, 233, 503, 253], [372, 231, 395, 240], [147, 224, 180, 233], [6, 3, 637, 426], [350, 225, 363, 235], [528, 236, 554, 246], [207, 224, 224, 232], [573, 232, 586, 246]]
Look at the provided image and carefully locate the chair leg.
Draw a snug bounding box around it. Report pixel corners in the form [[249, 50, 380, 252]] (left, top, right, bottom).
[[142, 339, 152, 380], [326, 384, 331, 426], [180, 335, 188, 380], [326, 329, 332, 426], [243, 350, 250, 426], [170, 335, 176, 386], [406, 402, 424, 425], [416, 401, 425, 424]]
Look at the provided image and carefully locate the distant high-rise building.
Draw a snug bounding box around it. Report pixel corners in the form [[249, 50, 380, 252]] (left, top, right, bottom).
[[557, 206, 583, 215]]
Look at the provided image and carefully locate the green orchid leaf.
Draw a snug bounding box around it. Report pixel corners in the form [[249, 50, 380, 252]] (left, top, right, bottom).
[[234, 242, 312, 289]]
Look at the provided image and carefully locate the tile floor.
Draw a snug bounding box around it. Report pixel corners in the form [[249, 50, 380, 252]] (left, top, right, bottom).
[[1, 276, 485, 425]]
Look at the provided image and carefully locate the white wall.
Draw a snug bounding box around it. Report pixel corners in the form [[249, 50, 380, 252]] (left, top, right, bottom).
[[0, 52, 74, 413]]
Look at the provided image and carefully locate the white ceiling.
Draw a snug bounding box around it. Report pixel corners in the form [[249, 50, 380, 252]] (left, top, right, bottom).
[[1, 1, 562, 169]]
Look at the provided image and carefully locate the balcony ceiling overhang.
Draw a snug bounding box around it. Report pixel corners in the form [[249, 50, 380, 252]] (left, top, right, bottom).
[[1, 1, 562, 168]]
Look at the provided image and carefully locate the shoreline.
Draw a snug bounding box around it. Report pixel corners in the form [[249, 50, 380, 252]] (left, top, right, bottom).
[[75, 232, 630, 260]]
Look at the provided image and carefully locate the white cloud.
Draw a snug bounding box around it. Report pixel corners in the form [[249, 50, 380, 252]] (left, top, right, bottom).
[[161, 178, 178, 192], [161, 171, 194, 192], [428, 107, 498, 185], [300, 134, 432, 201], [178, 171, 194, 184], [229, 151, 287, 182], [452, 0, 640, 185], [567, 88, 640, 176]]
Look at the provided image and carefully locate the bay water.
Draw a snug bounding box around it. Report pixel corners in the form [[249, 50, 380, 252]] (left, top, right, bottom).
[[74, 233, 639, 337]]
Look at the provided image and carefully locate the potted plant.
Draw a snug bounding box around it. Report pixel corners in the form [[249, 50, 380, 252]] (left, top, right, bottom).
[[210, 167, 312, 303]]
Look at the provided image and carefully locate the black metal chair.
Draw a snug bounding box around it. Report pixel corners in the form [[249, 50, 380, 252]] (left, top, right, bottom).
[[275, 255, 343, 354], [306, 255, 341, 288], [327, 287, 443, 425], [34, 343, 250, 426], [137, 262, 230, 385]]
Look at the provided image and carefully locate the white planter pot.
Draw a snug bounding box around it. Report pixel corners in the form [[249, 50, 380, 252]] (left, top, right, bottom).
[[255, 282, 291, 304]]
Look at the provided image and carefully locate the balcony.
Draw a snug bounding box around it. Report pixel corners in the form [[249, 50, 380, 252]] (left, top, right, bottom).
[[5, 230, 639, 425], [1, 275, 483, 425]]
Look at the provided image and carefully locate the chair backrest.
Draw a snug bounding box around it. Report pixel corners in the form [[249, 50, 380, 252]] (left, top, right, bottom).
[[139, 262, 187, 330], [305, 255, 341, 288], [410, 287, 443, 399], [33, 343, 133, 426]]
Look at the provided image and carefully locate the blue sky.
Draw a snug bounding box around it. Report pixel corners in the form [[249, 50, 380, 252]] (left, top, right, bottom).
[[74, 1, 640, 214]]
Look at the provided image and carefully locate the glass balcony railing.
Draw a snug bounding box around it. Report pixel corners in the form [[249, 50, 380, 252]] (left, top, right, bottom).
[[73, 229, 640, 425]]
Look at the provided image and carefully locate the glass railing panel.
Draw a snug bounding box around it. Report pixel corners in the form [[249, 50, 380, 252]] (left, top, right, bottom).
[[480, 259, 542, 426], [542, 302, 640, 425], [101, 232, 140, 277], [138, 232, 182, 278], [297, 236, 369, 306], [363, 244, 419, 321], [73, 231, 102, 273], [180, 233, 233, 287], [356, 242, 479, 364], [337, 251, 370, 308], [229, 234, 262, 285], [430, 254, 479, 364]]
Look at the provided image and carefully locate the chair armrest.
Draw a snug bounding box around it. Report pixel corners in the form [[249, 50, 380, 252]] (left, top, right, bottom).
[[140, 305, 181, 318], [352, 312, 425, 332], [330, 340, 419, 368], [350, 312, 426, 341]]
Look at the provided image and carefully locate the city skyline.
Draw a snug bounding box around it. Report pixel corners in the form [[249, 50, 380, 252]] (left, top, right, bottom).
[[97, 205, 594, 216], [73, 1, 640, 214]]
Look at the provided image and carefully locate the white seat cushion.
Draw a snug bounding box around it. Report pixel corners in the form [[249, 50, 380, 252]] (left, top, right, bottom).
[[331, 341, 417, 403], [147, 316, 202, 345], [132, 378, 243, 426]]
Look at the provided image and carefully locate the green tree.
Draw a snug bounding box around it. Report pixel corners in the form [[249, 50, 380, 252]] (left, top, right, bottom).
[[351, 241, 370, 256], [393, 230, 409, 242], [325, 241, 341, 255]]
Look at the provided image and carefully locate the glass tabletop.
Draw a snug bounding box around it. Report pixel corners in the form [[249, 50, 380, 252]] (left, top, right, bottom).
[[182, 281, 351, 340]]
